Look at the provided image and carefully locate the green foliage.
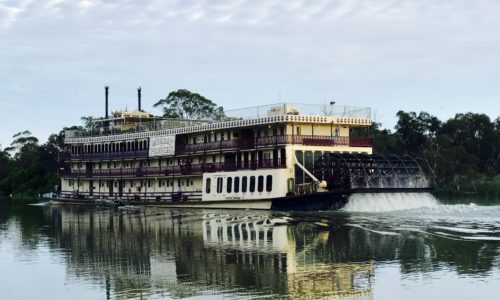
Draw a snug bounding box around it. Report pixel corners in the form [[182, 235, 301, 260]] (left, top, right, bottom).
[[154, 89, 225, 120], [0, 130, 67, 197], [373, 111, 500, 192], [81, 116, 99, 131]]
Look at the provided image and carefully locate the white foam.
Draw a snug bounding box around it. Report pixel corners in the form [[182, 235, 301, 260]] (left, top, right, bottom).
[[342, 193, 439, 212]]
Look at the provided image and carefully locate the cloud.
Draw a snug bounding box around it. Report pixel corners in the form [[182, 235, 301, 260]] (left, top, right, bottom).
[[1, 0, 500, 146], [0, 0, 34, 27]]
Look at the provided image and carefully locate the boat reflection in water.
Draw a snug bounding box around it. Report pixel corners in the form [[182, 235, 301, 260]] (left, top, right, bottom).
[[53, 206, 373, 299]]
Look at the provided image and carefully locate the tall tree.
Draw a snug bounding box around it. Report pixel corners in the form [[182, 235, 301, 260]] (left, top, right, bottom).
[[154, 89, 225, 120]]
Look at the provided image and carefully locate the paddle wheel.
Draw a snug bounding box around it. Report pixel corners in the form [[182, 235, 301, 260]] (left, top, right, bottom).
[[313, 153, 433, 193]]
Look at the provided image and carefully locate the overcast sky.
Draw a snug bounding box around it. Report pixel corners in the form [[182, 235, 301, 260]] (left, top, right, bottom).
[[1, 0, 500, 147]]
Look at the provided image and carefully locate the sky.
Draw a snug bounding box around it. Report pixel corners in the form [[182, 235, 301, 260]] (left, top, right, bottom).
[[1, 0, 500, 147]]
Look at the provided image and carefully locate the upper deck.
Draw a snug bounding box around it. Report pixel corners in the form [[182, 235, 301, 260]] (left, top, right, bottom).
[[65, 103, 372, 144]]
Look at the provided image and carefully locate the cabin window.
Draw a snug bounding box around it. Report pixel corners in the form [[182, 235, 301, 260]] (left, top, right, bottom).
[[234, 177, 240, 193], [148, 180, 151, 188], [242, 177, 248, 193], [266, 175, 273, 192], [68, 180, 74, 187], [258, 176, 264, 192], [227, 177, 232, 193], [314, 151, 322, 164], [206, 178, 211, 193], [217, 177, 223, 193], [249, 176, 256, 193]]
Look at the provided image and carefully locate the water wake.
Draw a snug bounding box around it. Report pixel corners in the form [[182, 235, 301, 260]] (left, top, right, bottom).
[[342, 193, 439, 212]]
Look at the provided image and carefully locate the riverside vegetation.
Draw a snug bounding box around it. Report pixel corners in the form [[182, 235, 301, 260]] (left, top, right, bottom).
[[0, 92, 499, 198]]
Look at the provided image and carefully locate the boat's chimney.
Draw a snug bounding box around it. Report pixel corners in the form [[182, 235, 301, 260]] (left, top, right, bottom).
[[105, 86, 109, 119], [137, 87, 142, 111]]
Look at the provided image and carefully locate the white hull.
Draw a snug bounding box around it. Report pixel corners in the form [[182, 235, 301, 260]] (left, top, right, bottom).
[[51, 198, 273, 210]]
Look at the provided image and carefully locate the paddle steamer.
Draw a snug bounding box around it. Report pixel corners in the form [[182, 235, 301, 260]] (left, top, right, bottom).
[[53, 87, 428, 210]]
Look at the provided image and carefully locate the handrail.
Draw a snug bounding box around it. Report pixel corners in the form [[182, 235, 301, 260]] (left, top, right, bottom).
[[293, 152, 320, 184], [63, 135, 373, 161], [59, 159, 287, 178]]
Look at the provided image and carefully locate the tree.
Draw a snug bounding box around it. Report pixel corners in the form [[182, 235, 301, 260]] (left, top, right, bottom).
[[393, 111, 442, 156], [81, 116, 99, 131], [0, 146, 12, 194], [153, 89, 225, 120], [0, 131, 59, 196], [4, 130, 38, 154]]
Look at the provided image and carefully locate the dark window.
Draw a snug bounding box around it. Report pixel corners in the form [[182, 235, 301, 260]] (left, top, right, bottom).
[[250, 176, 256, 192], [227, 177, 232, 193], [242, 176, 247, 193], [266, 175, 272, 192], [295, 150, 304, 184], [206, 178, 211, 193], [234, 177, 240, 193], [314, 151, 322, 165], [258, 176, 264, 192], [217, 177, 223, 193]]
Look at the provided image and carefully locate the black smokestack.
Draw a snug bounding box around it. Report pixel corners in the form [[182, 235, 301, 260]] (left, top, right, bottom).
[[105, 86, 109, 119], [138, 87, 142, 111]]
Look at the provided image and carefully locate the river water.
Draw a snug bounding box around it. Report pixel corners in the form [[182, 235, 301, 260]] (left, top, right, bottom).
[[1, 194, 500, 299]]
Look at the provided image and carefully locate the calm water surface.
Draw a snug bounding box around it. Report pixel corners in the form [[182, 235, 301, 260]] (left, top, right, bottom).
[[1, 194, 500, 299]]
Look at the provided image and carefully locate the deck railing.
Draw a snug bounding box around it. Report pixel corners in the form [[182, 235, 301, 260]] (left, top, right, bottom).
[[62, 135, 372, 161], [60, 158, 287, 178], [57, 190, 203, 202]]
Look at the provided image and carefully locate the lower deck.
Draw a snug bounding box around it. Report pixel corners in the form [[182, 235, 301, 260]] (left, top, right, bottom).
[[51, 190, 349, 211]]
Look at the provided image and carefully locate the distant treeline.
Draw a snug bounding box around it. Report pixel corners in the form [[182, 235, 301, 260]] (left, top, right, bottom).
[[1, 111, 499, 197], [368, 111, 500, 194], [0, 130, 65, 197]]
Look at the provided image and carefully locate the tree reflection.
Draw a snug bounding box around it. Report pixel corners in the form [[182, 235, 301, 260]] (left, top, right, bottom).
[[2, 202, 500, 299]]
